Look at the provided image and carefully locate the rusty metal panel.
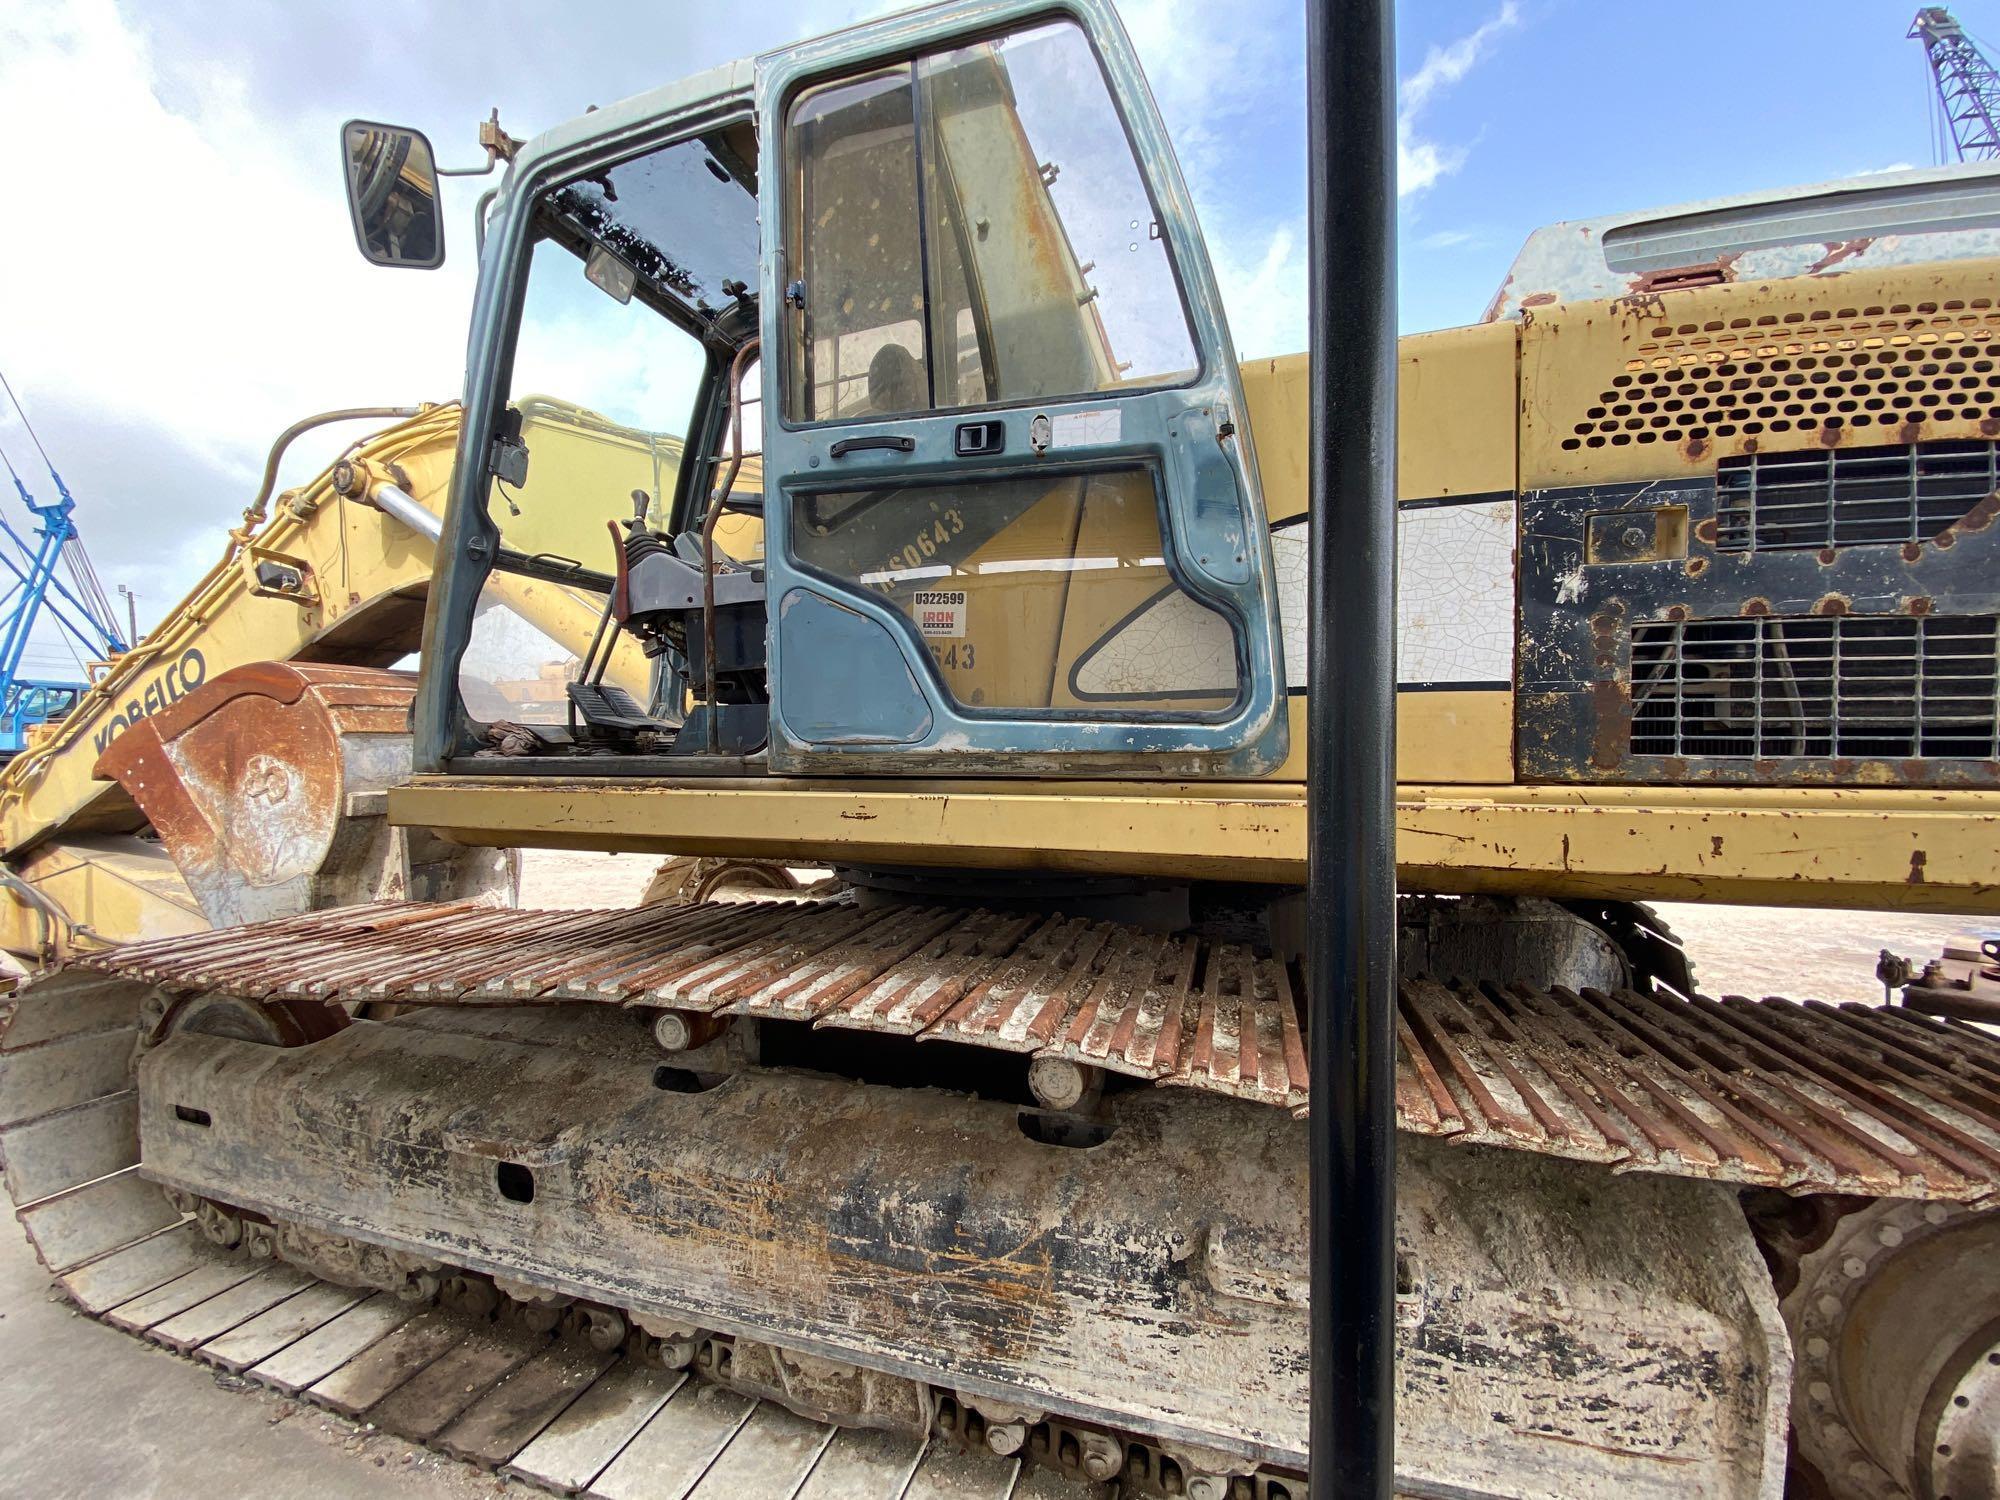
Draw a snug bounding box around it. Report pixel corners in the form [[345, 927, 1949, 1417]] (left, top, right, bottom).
[[1488, 164, 2000, 325], [91, 663, 436, 929], [1390, 979, 2000, 1201], [1518, 261, 2000, 489], [1516, 441, 2000, 788], [78, 898, 2000, 1202]]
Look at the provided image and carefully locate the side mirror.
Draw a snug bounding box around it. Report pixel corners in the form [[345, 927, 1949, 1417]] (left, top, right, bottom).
[[341, 121, 444, 269]]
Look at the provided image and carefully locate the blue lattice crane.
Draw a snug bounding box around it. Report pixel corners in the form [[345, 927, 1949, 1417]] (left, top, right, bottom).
[[1913, 7, 2000, 160], [0, 370, 130, 757]]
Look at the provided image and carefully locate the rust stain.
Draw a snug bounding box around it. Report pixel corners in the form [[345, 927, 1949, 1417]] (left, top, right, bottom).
[[1692, 517, 1718, 546], [79, 897, 2000, 1201], [1609, 291, 1669, 322], [1939, 488, 2000, 541], [1817, 547, 1839, 567], [1627, 254, 1737, 297], [1741, 598, 1771, 617], [1813, 594, 1850, 617], [1520, 291, 1557, 309], [1909, 849, 1929, 885], [1906, 596, 1934, 616], [1902, 542, 1924, 564], [1684, 557, 1708, 578], [1681, 435, 1711, 464]]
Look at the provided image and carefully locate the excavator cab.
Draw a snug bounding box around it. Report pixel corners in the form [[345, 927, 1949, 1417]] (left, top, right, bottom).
[[348, 0, 1288, 779]]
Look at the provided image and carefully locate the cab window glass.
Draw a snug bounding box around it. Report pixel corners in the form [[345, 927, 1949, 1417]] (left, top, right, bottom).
[[791, 468, 1240, 713], [784, 18, 1197, 423], [787, 70, 927, 423]]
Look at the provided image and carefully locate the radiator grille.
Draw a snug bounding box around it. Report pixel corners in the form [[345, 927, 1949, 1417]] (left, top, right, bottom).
[[1715, 440, 1999, 551], [1561, 298, 2000, 452], [1630, 614, 2000, 760]]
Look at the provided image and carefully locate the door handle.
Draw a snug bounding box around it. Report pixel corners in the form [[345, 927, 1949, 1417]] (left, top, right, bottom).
[[829, 434, 916, 459]]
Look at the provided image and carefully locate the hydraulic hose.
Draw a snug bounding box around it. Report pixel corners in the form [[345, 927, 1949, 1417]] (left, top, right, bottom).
[[246, 407, 427, 526]]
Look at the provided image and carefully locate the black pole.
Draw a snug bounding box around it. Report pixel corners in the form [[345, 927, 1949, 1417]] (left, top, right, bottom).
[[1305, 0, 1397, 1494]]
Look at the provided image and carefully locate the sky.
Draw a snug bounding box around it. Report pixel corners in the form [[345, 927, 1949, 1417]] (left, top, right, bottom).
[[0, 0, 1963, 677]]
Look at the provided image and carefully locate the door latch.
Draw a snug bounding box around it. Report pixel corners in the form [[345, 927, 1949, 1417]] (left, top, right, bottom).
[[954, 420, 1005, 456]]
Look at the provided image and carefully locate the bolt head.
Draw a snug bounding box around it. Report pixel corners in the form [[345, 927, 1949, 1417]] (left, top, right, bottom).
[[1079, 1438, 1122, 1482]]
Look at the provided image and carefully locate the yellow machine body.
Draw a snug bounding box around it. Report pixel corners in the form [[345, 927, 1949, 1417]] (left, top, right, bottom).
[[395, 258, 2000, 914]]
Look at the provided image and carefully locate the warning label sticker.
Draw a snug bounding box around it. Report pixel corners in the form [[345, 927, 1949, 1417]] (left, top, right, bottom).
[[913, 590, 966, 638]]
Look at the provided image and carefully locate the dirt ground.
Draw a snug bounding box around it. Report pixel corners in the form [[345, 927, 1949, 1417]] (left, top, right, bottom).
[[0, 1226, 492, 1500], [515, 850, 1986, 1005], [516, 849, 665, 911], [1651, 901, 1990, 1004]]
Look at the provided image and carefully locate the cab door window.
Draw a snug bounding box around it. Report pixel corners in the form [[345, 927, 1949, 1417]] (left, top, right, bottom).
[[784, 19, 1199, 423]]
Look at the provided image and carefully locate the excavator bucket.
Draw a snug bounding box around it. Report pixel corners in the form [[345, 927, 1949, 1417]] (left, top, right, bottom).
[[93, 661, 513, 928]]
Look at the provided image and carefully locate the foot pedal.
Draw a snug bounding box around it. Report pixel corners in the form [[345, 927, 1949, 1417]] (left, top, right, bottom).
[[566, 682, 674, 737]]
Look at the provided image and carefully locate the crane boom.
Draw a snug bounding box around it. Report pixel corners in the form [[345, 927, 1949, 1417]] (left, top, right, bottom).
[[0, 370, 129, 758], [1913, 6, 2000, 159]]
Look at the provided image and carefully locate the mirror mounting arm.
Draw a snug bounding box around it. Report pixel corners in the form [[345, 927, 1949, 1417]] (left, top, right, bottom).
[[441, 109, 524, 178]]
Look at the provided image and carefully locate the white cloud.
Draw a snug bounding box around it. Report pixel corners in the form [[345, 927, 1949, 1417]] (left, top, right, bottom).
[[1418, 229, 1478, 250], [1209, 221, 1308, 361], [0, 0, 483, 635], [0, 4, 479, 457], [1115, 0, 1294, 187], [1398, 2, 1520, 198], [1112, 2, 1309, 359]]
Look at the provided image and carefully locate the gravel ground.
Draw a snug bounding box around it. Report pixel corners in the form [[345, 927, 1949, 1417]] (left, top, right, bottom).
[[516, 849, 663, 910]]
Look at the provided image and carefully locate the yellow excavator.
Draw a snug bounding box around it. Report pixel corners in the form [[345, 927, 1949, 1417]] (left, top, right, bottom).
[[0, 397, 768, 959], [3, 3, 1999, 1497]]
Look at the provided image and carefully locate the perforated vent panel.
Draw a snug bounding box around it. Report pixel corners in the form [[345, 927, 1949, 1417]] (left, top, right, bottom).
[[1560, 297, 2000, 455], [1630, 614, 2000, 761], [1715, 440, 1999, 551]]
